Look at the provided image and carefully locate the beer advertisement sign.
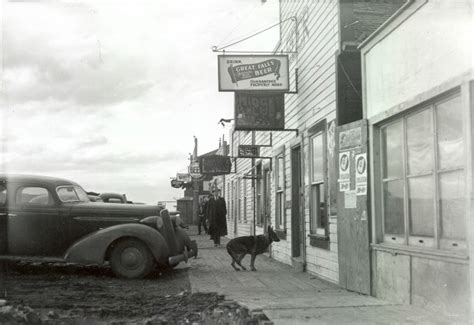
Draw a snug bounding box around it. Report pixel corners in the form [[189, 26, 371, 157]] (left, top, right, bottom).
[[218, 55, 289, 92]]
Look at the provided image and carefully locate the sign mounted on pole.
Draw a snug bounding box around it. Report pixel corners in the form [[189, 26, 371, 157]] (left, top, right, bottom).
[[189, 161, 202, 179], [235, 92, 285, 130], [200, 155, 232, 175], [238, 145, 260, 158], [218, 55, 289, 92]]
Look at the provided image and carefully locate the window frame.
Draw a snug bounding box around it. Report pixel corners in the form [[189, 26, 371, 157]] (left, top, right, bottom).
[[17, 186, 54, 207], [308, 120, 328, 237], [256, 163, 263, 226], [274, 151, 285, 231], [377, 90, 466, 253], [243, 178, 247, 222]]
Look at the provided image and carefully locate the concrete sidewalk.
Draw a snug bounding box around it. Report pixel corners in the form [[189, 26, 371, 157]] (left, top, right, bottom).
[[184, 227, 468, 324]]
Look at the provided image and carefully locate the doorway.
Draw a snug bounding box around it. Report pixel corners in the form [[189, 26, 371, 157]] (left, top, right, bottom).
[[263, 166, 271, 231], [291, 146, 304, 258]]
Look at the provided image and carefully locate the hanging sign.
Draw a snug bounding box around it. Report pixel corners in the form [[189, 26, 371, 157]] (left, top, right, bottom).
[[235, 92, 285, 130], [176, 173, 191, 182], [218, 55, 289, 92], [170, 179, 184, 188], [355, 153, 367, 196], [200, 155, 232, 175], [238, 145, 260, 158]]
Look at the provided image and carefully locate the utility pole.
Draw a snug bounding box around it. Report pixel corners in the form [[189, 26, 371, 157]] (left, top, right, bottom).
[[192, 136, 199, 225], [252, 130, 256, 236]]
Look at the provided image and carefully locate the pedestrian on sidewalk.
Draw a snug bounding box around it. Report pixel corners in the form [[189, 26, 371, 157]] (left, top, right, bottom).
[[207, 188, 227, 247], [198, 196, 209, 235]]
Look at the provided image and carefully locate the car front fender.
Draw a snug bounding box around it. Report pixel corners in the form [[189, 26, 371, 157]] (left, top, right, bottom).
[[65, 223, 170, 265]]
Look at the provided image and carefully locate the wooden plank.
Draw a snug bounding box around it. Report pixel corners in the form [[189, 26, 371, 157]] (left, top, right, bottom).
[[337, 120, 371, 295]]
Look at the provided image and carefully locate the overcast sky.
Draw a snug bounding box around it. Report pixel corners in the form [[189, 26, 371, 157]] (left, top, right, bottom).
[[0, 0, 279, 203]]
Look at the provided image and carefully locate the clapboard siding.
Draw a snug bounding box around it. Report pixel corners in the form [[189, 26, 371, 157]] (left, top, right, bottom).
[[223, 1, 340, 285], [269, 0, 340, 284]]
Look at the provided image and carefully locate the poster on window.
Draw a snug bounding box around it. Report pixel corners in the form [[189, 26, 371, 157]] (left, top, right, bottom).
[[355, 153, 367, 196], [338, 151, 351, 191]]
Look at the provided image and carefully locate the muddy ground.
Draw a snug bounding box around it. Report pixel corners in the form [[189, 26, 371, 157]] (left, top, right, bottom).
[[0, 262, 259, 324]]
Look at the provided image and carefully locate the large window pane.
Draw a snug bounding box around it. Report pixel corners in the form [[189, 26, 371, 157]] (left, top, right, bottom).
[[408, 176, 434, 237], [318, 183, 326, 229], [276, 193, 283, 228], [437, 95, 463, 170], [0, 185, 6, 206], [383, 180, 404, 235], [382, 121, 403, 178], [277, 156, 284, 190], [311, 134, 324, 182], [439, 170, 465, 240], [310, 185, 318, 233], [407, 109, 433, 175], [310, 184, 325, 233]]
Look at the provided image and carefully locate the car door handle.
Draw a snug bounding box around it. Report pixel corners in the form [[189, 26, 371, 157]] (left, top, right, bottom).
[[7, 214, 16, 217]]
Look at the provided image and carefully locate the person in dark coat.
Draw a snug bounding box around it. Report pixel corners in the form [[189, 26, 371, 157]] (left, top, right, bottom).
[[198, 197, 209, 235], [207, 188, 227, 247]]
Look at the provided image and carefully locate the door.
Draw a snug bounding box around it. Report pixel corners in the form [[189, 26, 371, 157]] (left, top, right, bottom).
[[0, 179, 7, 254], [291, 146, 303, 257], [7, 185, 66, 256], [233, 180, 238, 236], [336, 119, 371, 295], [263, 167, 271, 230]]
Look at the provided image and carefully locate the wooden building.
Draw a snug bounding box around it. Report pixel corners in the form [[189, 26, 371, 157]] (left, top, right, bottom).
[[222, 0, 403, 285], [360, 0, 473, 316]]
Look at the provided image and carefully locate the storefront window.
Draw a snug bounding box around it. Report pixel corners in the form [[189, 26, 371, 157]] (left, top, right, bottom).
[[379, 92, 465, 251], [382, 121, 404, 236]]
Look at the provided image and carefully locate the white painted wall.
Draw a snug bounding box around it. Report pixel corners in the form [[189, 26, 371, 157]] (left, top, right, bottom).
[[364, 0, 473, 119]]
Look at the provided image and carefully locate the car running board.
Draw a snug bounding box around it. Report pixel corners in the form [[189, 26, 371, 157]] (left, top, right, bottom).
[[0, 255, 66, 263]]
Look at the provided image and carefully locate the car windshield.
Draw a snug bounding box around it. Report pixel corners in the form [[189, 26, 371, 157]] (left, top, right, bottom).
[[57, 185, 90, 203]]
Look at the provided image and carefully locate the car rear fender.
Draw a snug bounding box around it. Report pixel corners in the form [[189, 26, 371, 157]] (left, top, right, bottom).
[[64, 223, 170, 265]]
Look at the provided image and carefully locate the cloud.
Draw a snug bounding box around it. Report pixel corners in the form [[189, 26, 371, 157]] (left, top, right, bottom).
[[3, 2, 154, 106], [75, 135, 108, 148]]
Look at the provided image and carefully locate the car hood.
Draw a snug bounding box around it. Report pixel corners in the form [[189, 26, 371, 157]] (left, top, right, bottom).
[[68, 202, 162, 217]]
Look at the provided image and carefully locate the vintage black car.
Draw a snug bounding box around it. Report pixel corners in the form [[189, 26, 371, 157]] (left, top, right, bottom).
[[0, 174, 197, 279]]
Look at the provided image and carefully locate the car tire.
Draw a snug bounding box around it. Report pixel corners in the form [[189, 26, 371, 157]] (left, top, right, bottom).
[[110, 238, 155, 279]]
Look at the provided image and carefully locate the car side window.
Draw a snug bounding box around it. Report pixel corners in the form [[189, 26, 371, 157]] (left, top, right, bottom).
[[17, 187, 53, 206], [107, 198, 123, 203], [0, 185, 6, 206]]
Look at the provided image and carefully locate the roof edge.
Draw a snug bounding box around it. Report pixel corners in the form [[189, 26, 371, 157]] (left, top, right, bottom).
[[358, 0, 415, 50]]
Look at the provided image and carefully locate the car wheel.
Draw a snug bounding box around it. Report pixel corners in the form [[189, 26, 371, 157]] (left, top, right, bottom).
[[110, 238, 155, 279]]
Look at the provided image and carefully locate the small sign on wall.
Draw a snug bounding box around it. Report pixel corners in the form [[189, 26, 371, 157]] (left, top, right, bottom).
[[339, 128, 361, 150], [344, 190, 357, 209], [338, 151, 351, 191], [355, 153, 367, 196]]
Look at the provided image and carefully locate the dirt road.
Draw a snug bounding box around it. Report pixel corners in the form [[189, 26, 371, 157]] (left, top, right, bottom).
[[0, 261, 230, 324]]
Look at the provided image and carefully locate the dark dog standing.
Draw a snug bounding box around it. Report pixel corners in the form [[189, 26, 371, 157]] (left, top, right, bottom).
[[226, 226, 280, 271]]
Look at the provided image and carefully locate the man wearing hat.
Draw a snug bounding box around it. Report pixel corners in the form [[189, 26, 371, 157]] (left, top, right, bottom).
[[206, 187, 227, 247]]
